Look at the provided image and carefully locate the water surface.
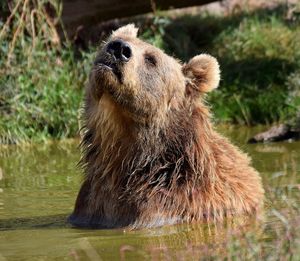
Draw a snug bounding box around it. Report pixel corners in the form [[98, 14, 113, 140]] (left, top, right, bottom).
[[0, 127, 299, 260]]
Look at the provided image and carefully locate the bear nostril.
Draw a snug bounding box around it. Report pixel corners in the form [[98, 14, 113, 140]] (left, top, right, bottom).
[[106, 40, 132, 62], [122, 45, 131, 61]]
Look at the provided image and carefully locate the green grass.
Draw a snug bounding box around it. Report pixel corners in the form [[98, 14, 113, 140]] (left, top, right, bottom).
[[0, 1, 95, 143], [0, 43, 94, 143], [0, 3, 300, 143]]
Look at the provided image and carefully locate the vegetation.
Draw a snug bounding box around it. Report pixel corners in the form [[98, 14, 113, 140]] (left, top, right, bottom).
[[0, 0, 94, 143], [0, 2, 299, 143]]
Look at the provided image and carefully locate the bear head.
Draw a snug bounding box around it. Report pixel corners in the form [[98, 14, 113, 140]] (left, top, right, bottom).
[[88, 24, 220, 127]]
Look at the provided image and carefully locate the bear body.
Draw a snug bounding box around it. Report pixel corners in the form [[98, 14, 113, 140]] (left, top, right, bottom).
[[69, 24, 264, 229]]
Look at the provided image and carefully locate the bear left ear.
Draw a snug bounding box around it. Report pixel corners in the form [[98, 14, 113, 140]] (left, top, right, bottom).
[[111, 24, 138, 38], [182, 54, 220, 94]]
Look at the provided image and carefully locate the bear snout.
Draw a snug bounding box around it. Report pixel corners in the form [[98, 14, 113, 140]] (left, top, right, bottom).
[[106, 39, 132, 63]]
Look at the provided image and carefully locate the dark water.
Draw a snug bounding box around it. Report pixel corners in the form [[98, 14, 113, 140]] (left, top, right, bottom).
[[0, 127, 299, 260]]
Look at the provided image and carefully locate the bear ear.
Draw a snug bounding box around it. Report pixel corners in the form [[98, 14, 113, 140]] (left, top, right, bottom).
[[182, 54, 220, 94], [111, 24, 138, 38]]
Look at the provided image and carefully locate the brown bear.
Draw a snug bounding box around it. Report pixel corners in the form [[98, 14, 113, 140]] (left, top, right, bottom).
[[69, 24, 264, 229]]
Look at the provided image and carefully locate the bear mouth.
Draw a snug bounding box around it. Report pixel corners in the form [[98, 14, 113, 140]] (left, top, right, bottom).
[[94, 58, 123, 83]]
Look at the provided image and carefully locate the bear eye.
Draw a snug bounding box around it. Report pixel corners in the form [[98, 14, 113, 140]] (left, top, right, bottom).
[[144, 53, 157, 66]]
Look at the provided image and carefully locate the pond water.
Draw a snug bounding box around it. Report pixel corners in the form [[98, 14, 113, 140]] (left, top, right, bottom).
[[0, 126, 299, 260]]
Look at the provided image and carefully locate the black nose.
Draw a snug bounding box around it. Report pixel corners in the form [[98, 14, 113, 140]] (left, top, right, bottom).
[[106, 39, 132, 62]]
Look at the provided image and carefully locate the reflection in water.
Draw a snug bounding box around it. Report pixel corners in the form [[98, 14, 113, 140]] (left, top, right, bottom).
[[0, 167, 3, 215], [0, 130, 299, 260], [0, 214, 68, 231]]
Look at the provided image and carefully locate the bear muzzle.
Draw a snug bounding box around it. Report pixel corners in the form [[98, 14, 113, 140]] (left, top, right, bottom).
[[93, 39, 132, 84]]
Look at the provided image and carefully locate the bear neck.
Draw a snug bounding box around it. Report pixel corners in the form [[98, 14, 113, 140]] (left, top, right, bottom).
[[81, 94, 217, 195]]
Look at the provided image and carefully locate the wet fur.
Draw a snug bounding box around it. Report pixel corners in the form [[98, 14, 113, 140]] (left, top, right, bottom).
[[69, 25, 264, 229]]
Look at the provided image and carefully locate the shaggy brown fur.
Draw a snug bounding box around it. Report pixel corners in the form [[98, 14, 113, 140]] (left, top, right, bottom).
[[69, 24, 264, 229]]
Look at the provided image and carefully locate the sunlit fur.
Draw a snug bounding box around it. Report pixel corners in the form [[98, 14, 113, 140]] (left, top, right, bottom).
[[69, 25, 264, 229]]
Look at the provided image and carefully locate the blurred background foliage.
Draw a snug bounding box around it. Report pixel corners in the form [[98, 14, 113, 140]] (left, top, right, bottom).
[[0, 0, 299, 143], [0, 0, 94, 143]]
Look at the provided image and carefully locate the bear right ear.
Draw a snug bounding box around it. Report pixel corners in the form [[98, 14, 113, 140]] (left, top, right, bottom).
[[182, 54, 220, 95]]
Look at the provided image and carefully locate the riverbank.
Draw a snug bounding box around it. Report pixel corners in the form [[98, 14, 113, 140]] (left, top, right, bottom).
[[0, 3, 299, 143]]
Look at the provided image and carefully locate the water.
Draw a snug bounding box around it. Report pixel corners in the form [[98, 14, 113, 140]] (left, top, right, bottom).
[[0, 127, 299, 260]]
